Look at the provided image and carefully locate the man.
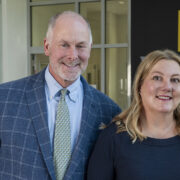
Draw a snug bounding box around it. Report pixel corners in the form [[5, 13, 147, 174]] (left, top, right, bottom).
[[0, 11, 121, 180]]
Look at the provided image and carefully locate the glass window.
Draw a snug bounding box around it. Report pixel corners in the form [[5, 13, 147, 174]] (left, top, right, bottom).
[[31, 4, 74, 47], [106, 48, 128, 109], [83, 48, 101, 90], [31, 54, 48, 74], [31, 0, 51, 2], [106, 0, 128, 44], [80, 2, 101, 44]]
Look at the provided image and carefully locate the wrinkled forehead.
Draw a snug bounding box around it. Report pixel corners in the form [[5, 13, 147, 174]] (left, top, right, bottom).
[[52, 16, 91, 43], [55, 14, 89, 30]]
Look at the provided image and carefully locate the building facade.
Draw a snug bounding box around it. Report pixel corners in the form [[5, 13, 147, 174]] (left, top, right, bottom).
[[1, 0, 180, 110]]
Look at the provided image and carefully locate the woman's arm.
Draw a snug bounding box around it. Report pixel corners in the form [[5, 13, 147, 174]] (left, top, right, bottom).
[[87, 125, 115, 180]]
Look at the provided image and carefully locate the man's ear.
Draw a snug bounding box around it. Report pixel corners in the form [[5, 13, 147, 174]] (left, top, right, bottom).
[[44, 39, 50, 56], [91, 43, 93, 48]]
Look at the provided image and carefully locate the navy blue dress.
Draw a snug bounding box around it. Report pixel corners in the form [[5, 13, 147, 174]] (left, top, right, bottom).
[[87, 123, 180, 180]]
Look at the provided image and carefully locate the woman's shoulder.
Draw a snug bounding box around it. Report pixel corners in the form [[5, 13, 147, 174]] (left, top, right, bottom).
[[99, 120, 127, 141]]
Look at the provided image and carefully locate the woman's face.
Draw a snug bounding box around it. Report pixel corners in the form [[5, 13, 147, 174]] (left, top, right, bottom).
[[140, 59, 180, 115]]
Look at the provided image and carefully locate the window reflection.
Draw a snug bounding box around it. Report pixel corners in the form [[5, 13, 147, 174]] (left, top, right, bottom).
[[106, 48, 128, 109], [31, 0, 52, 2], [106, 0, 128, 44], [80, 2, 101, 44], [31, 54, 48, 74], [31, 4, 74, 47], [82, 48, 101, 90]]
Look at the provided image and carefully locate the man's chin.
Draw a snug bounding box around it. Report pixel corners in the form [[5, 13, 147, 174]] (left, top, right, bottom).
[[60, 73, 81, 82]]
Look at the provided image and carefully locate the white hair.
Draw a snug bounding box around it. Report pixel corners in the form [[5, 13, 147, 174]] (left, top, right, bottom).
[[46, 11, 93, 45]]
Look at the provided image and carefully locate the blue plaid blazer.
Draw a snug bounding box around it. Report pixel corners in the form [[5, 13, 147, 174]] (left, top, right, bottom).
[[0, 69, 121, 180]]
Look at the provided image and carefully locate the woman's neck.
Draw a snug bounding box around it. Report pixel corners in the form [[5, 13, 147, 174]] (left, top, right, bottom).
[[141, 112, 177, 139]]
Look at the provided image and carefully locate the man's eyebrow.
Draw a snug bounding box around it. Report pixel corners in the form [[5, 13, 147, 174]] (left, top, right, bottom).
[[172, 74, 180, 77], [77, 41, 90, 46], [58, 40, 67, 43], [78, 41, 88, 44]]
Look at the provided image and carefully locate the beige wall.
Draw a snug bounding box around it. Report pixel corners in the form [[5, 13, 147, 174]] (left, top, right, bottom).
[[1, 0, 27, 83]]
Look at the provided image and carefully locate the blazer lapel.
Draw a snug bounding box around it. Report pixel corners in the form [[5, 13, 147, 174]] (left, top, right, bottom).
[[25, 70, 56, 180], [65, 77, 100, 178]]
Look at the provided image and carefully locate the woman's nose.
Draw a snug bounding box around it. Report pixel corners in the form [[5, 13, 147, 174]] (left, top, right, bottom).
[[161, 79, 173, 92]]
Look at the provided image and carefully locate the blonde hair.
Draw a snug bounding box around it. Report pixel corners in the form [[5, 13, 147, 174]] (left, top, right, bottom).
[[114, 49, 180, 142]]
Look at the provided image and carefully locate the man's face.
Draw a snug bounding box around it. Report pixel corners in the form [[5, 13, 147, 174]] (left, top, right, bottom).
[[44, 16, 91, 87]]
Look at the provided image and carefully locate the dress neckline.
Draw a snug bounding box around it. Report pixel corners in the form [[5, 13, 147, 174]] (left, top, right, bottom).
[[140, 135, 180, 146]]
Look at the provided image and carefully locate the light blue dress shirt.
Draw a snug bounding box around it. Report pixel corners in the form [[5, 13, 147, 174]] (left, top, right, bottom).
[[45, 66, 83, 151]]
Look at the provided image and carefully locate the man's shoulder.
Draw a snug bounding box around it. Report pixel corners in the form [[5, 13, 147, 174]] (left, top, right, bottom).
[[81, 77, 115, 103], [0, 70, 45, 94], [89, 86, 113, 103], [81, 76, 121, 112]]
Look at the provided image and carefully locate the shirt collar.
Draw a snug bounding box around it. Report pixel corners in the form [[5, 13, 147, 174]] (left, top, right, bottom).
[[45, 65, 80, 102]]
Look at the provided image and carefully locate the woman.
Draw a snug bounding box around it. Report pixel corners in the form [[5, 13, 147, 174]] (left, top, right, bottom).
[[87, 49, 180, 180]]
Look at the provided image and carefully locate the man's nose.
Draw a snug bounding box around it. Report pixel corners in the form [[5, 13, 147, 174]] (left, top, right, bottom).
[[67, 47, 78, 60]]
